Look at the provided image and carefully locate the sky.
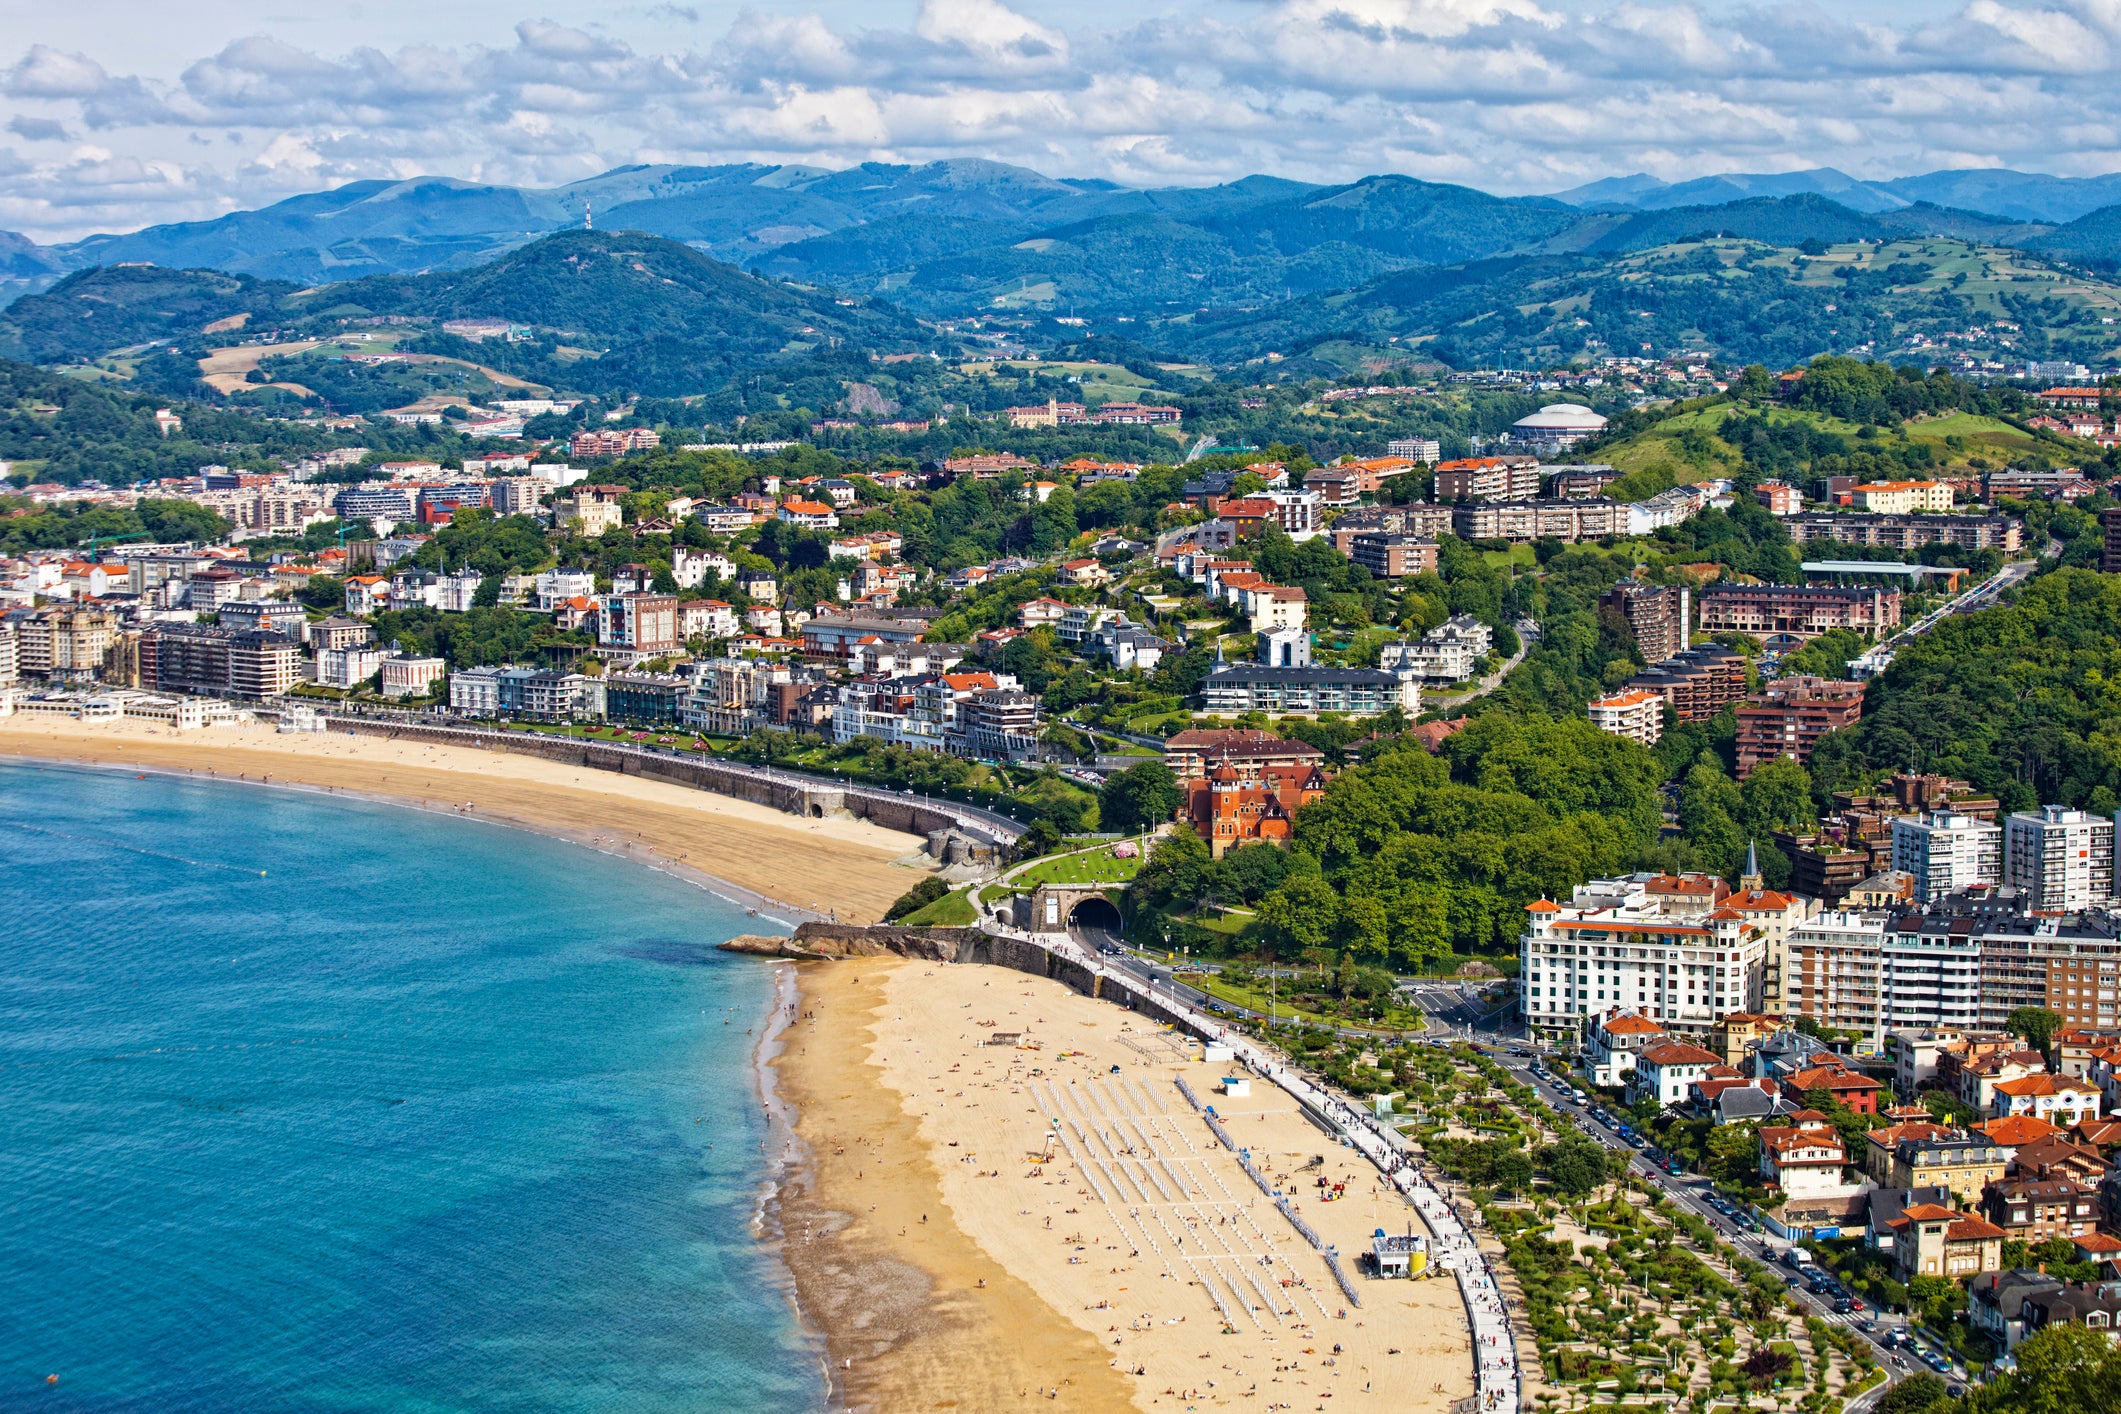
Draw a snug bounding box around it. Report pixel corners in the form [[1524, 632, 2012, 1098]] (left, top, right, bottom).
[[3, 0, 2121, 243]]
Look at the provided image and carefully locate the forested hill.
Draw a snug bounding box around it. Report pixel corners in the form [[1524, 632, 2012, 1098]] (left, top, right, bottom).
[[1158, 236, 2121, 371], [0, 231, 927, 395], [1811, 568, 2121, 816], [329, 230, 923, 360]]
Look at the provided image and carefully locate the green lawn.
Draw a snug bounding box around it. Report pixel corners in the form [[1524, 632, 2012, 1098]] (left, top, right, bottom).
[[900, 889, 976, 926], [1012, 845, 1143, 888]]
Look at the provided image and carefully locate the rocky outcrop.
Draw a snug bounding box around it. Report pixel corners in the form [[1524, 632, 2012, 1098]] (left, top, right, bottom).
[[718, 922, 975, 962]]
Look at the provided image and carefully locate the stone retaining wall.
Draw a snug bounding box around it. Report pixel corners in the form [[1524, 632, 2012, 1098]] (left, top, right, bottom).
[[330, 717, 1009, 847]]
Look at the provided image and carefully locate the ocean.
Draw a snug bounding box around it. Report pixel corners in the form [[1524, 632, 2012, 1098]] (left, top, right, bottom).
[[0, 761, 822, 1412]]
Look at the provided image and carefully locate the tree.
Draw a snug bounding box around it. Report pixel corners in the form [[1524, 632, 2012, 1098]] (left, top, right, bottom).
[[2008, 1006, 2064, 1061], [1978, 1322, 2121, 1414], [1257, 875, 1340, 955], [1874, 1372, 1945, 1414], [1740, 758, 1817, 837], [1540, 1138, 1608, 1195], [1102, 760, 1181, 834], [1130, 828, 1211, 910], [885, 876, 950, 922]]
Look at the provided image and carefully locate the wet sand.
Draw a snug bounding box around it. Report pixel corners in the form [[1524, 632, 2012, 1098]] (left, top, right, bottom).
[[0, 714, 933, 922], [772, 958, 1475, 1413]]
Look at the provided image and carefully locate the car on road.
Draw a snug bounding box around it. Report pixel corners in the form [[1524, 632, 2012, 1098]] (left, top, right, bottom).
[[1784, 1275, 1801, 1288], [1834, 1299, 1855, 1315]]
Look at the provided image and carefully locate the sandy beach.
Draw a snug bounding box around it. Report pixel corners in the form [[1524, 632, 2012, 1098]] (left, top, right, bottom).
[[0, 714, 934, 922], [773, 957, 1475, 1414]]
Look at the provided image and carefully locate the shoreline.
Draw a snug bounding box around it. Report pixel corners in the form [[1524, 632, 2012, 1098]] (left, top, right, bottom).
[[767, 957, 1476, 1413], [0, 716, 935, 924], [752, 961, 837, 1407], [0, 751, 823, 930]]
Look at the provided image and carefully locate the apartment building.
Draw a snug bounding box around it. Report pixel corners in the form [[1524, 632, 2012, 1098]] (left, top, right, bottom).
[[1521, 873, 1768, 1043], [597, 593, 681, 662], [1326, 503, 1457, 548], [1451, 498, 1622, 543], [2003, 806, 2115, 911], [1199, 662, 1420, 718], [1883, 908, 1986, 1034], [1602, 580, 1691, 663], [148, 623, 302, 699], [1379, 615, 1492, 683], [1734, 676, 1868, 776], [1894, 811, 2003, 901], [1787, 513, 2022, 554], [1785, 909, 1891, 1041], [1586, 688, 1665, 746], [1627, 645, 1749, 723], [1698, 585, 1902, 640], [1851, 480, 1954, 513], [1344, 533, 1438, 578], [1434, 455, 1543, 502]]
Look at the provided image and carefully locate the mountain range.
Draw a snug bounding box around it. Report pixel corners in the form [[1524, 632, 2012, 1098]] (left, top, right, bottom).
[[1548, 167, 2121, 224], [10, 159, 2121, 389], [10, 160, 2121, 313]]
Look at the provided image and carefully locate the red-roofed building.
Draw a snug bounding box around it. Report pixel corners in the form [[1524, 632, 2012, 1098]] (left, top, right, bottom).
[[1977, 1114, 2065, 1159], [1787, 1061, 1886, 1115], [1587, 1011, 1671, 1088], [1890, 1204, 2007, 1281], [1182, 753, 1330, 858], [1863, 1121, 1958, 1184], [1979, 1177, 2099, 1244], [1760, 1122, 1850, 1197], [1994, 1074, 2105, 1127], [1630, 1041, 1723, 1108]]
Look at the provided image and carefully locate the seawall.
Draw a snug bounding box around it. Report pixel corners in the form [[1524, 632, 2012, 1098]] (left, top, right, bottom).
[[321, 716, 1017, 848]]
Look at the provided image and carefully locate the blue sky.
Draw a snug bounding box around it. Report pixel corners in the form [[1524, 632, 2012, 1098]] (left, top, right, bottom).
[[4, 0, 2121, 241]]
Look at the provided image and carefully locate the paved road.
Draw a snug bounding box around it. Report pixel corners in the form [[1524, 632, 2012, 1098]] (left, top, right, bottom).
[[1424, 616, 1542, 713], [1850, 546, 2046, 679], [1499, 1051, 1959, 1405]]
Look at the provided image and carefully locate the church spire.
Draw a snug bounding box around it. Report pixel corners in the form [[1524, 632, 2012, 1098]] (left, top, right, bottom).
[[1739, 839, 1763, 891]]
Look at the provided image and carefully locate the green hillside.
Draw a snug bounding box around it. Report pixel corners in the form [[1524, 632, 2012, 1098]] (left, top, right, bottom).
[[1157, 236, 2121, 370], [0, 265, 301, 364], [1, 231, 929, 402]]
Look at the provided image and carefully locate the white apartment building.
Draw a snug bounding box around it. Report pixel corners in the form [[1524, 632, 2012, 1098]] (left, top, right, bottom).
[[1387, 437, 1441, 463], [2003, 806, 2114, 911], [672, 547, 736, 589], [1586, 688, 1664, 746], [1379, 615, 1492, 683], [533, 569, 598, 611], [316, 646, 383, 689], [1882, 925, 1984, 1033], [1893, 811, 2002, 902], [1521, 875, 1767, 1043]]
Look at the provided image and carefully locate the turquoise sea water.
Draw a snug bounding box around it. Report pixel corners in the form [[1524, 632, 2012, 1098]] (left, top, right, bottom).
[[0, 761, 821, 1412]]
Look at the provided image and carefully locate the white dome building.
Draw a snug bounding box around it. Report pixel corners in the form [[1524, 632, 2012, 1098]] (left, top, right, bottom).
[[1511, 403, 1609, 453]]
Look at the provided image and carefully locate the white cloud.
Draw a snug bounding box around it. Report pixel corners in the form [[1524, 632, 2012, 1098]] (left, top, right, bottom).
[[4, 0, 2121, 240]]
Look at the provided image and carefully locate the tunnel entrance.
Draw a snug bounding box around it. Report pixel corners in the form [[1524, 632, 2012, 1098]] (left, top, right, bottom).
[[1066, 895, 1124, 946]]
